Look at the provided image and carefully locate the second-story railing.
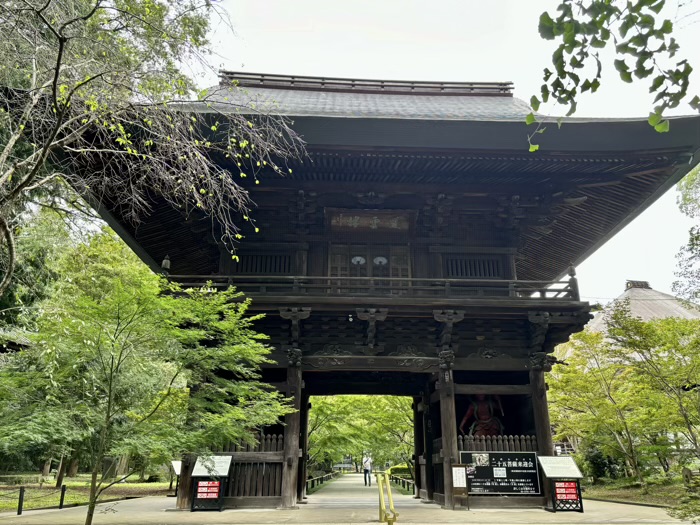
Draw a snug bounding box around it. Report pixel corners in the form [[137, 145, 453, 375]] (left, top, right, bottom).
[[167, 275, 580, 301]]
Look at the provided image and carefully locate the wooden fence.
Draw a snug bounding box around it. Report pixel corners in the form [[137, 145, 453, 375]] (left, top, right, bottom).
[[459, 434, 538, 452], [214, 434, 285, 499], [432, 435, 537, 454], [306, 471, 338, 491], [219, 434, 284, 453]]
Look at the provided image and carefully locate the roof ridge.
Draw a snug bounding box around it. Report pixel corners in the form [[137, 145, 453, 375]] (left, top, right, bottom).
[[218, 71, 514, 97]]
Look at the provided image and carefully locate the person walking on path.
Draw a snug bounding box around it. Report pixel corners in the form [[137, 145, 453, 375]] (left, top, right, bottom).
[[362, 454, 373, 486]]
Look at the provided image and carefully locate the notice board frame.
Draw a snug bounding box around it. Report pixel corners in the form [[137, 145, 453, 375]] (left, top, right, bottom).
[[458, 451, 541, 496], [191, 478, 227, 512], [549, 479, 583, 513]]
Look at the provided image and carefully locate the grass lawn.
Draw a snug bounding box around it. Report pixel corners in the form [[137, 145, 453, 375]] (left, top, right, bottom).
[[582, 480, 684, 507], [0, 475, 172, 513]]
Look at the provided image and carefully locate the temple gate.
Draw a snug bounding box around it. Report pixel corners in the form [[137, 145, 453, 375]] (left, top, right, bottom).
[[93, 72, 700, 509]]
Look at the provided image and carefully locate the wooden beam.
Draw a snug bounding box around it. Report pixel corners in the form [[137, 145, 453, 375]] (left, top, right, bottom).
[[216, 452, 284, 462], [431, 383, 531, 404], [454, 384, 532, 396], [453, 358, 531, 371]]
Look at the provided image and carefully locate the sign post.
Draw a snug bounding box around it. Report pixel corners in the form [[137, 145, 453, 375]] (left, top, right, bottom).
[[537, 456, 584, 513], [190, 456, 233, 512], [459, 451, 541, 496]]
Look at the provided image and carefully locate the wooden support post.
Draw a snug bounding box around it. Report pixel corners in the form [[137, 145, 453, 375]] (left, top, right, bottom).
[[281, 365, 302, 508], [422, 391, 435, 501], [531, 368, 554, 504], [530, 369, 553, 456], [175, 454, 195, 510], [439, 368, 458, 509], [412, 397, 422, 498], [297, 395, 311, 502]]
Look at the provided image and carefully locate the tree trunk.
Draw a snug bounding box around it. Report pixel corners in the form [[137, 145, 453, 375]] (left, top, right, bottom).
[[41, 459, 52, 477], [84, 463, 100, 525], [67, 448, 81, 477], [116, 455, 130, 477], [0, 215, 16, 298], [55, 455, 67, 488]]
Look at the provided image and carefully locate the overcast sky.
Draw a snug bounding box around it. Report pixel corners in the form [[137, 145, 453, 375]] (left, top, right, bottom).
[[199, 0, 699, 303]]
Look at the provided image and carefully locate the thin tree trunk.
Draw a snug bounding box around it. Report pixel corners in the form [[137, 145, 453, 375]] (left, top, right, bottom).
[[84, 463, 100, 525], [55, 455, 66, 488], [67, 448, 81, 477], [0, 215, 16, 298], [42, 459, 52, 477]]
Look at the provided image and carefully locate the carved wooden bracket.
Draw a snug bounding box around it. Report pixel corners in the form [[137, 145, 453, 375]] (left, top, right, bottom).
[[280, 307, 311, 346], [433, 310, 465, 348], [356, 308, 388, 350], [528, 311, 550, 351], [433, 310, 464, 369]]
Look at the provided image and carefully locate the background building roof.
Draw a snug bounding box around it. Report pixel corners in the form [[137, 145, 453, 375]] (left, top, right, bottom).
[[587, 280, 700, 332]]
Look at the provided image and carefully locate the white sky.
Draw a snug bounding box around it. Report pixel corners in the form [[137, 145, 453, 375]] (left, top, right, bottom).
[[200, 0, 700, 303]]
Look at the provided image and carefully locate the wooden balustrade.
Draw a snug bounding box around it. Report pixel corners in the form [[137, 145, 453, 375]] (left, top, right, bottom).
[[168, 275, 580, 301], [458, 434, 538, 452], [305, 471, 339, 491], [390, 474, 416, 495]]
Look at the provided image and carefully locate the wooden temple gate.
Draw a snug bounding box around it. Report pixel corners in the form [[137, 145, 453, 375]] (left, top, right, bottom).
[[87, 72, 700, 510]]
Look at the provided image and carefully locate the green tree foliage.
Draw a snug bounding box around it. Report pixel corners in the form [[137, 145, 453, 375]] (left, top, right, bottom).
[[307, 396, 414, 475], [0, 0, 303, 297], [0, 207, 78, 326], [550, 330, 656, 482], [607, 304, 700, 459], [534, 0, 698, 131], [0, 231, 290, 525]]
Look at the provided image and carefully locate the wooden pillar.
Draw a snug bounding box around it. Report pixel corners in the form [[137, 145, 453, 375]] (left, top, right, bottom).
[[422, 391, 435, 501], [530, 369, 554, 456], [412, 397, 422, 498], [175, 454, 195, 510], [438, 368, 458, 509], [297, 395, 311, 502], [531, 368, 553, 504], [281, 365, 302, 508]]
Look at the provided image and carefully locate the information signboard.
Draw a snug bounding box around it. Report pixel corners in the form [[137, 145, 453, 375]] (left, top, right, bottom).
[[537, 456, 583, 479], [192, 456, 233, 477], [459, 451, 540, 495], [191, 455, 232, 512]]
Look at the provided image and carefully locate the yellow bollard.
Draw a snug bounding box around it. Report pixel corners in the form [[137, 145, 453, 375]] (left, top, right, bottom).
[[376, 472, 398, 525]]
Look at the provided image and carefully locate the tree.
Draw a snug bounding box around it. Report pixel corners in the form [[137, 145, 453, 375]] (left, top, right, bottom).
[[0, 230, 290, 525], [533, 0, 698, 137], [550, 330, 657, 483], [0, 206, 79, 326], [607, 303, 700, 459], [306, 395, 414, 474], [0, 0, 304, 297]]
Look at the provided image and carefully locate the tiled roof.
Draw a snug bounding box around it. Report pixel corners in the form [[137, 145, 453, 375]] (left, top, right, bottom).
[[204, 72, 532, 121], [587, 284, 700, 332]]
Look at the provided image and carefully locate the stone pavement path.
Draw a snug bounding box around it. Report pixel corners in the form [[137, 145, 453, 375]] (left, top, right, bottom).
[[0, 473, 686, 524]]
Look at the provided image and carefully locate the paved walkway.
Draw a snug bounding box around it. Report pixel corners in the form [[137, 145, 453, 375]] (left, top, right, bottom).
[[0, 473, 685, 524]]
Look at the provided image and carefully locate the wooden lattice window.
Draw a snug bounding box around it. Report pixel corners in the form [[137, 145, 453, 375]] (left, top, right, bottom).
[[444, 255, 504, 279], [233, 254, 292, 274], [329, 245, 410, 293]]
